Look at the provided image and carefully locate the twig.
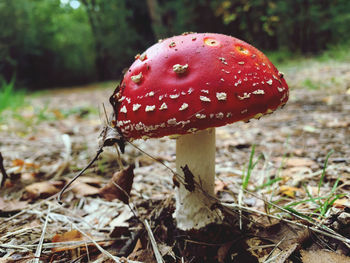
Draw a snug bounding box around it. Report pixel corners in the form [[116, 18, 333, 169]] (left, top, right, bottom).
[[222, 202, 350, 246], [53, 134, 72, 180], [0, 226, 40, 241], [69, 221, 142, 263], [111, 173, 164, 262], [57, 148, 104, 204], [242, 189, 346, 240], [109, 165, 164, 262], [33, 204, 51, 263], [114, 145, 124, 169], [0, 152, 8, 187], [263, 236, 285, 262], [2, 195, 56, 224], [0, 239, 123, 249], [143, 219, 164, 263], [238, 188, 243, 230]]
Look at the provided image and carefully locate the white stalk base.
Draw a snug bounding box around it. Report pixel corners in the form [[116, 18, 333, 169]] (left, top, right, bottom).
[[174, 128, 223, 230]]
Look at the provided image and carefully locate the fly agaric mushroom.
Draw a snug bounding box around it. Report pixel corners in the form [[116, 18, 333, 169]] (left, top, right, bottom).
[[110, 33, 289, 230]]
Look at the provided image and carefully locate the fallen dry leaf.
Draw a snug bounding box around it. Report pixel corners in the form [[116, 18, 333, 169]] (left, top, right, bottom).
[[273, 243, 298, 263], [261, 222, 310, 250], [72, 181, 100, 197], [333, 198, 350, 208], [51, 229, 90, 252], [279, 185, 304, 198], [217, 241, 234, 263], [300, 249, 350, 263], [0, 197, 28, 212], [71, 177, 102, 197], [99, 165, 135, 204], [127, 249, 156, 263], [52, 229, 84, 243], [23, 181, 64, 200], [215, 179, 228, 194], [276, 157, 317, 168]]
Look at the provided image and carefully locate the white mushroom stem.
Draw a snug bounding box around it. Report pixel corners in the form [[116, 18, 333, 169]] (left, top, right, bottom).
[[174, 128, 223, 230]]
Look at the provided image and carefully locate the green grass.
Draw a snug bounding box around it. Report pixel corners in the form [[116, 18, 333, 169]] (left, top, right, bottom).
[[0, 77, 26, 113], [318, 150, 334, 195], [266, 42, 350, 68], [281, 150, 344, 221], [242, 144, 263, 190], [240, 144, 343, 222]]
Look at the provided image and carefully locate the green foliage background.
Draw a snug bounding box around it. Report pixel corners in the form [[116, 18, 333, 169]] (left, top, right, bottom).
[[1, 0, 349, 89]]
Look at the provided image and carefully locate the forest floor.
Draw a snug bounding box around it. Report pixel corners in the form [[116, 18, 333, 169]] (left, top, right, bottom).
[[0, 58, 350, 262]]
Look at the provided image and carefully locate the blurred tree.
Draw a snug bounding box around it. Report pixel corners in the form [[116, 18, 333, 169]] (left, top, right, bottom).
[[1, 0, 350, 88], [211, 0, 350, 53], [0, 0, 95, 87], [80, 0, 144, 81]]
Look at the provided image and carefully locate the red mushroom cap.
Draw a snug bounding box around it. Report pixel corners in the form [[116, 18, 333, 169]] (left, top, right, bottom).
[[111, 33, 289, 140]]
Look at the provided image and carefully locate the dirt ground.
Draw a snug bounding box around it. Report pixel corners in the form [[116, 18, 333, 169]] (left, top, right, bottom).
[[0, 59, 349, 262]]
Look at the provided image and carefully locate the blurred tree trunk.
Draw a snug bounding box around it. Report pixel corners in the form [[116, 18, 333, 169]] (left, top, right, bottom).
[[81, 0, 107, 81], [146, 0, 165, 39]]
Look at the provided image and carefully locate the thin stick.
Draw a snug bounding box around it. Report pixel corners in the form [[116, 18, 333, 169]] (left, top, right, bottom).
[[33, 204, 51, 263], [242, 189, 345, 239], [222, 202, 350, 245], [0, 226, 40, 241], [0, 239, 121, 249], [2, 195, 56, 224], [110, 166, 163, 262], [143, 219, 164, 263], [0, 152, 8, 187], [263, 236, 285, 262], [114, 145, 124, 169], [238, 189, 243, 230], [111, 175, 163, 262], [57, 148, 103, 204], [69, 222, 142, 263]]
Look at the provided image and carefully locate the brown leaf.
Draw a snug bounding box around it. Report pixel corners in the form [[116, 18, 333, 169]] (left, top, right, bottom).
[[181, 165, 195, 192], [215, 180, 228, 194], [52, 229, 84, 243], [51, 229, 90, 252], [23, 181, 63, 200], [217, 241, 234, 263], [279, 185, 304, 198], [333, 198, 350, 208], [0, 197, 28, 212], [276, 157, 316, 168], [273, 243, 298, 263], [12, 159, 25, 167], [127, 249, 156, 263], [71, 177, 101, 197], [261, 222, 309, 250], [72, 182, 100, 197], [99, 165, 135, 204], [300, 250, 350, 263]]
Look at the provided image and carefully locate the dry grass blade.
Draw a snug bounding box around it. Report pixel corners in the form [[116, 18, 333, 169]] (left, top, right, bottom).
[[0, 226, 40, 241], [0, 243, 32, 251], [0, 152, 8, 187], [52, 134, 72, 179], [242, 189, 346, 239], [264, 236, 286, 262], [0, 239, 120, 249], [222, 203, 350, 246], [69, 221, 142, 263], [2, 195, 56, 224], [238, 189, 243, 230], [143, 219, 164, 263], [33, 204, 51, 263]]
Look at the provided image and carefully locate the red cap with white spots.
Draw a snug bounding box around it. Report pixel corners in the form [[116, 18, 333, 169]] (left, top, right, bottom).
[[111, 33, 289, 140]]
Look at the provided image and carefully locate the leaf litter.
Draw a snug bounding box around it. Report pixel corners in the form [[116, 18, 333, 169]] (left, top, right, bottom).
[[0, 69, 349, 262]]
